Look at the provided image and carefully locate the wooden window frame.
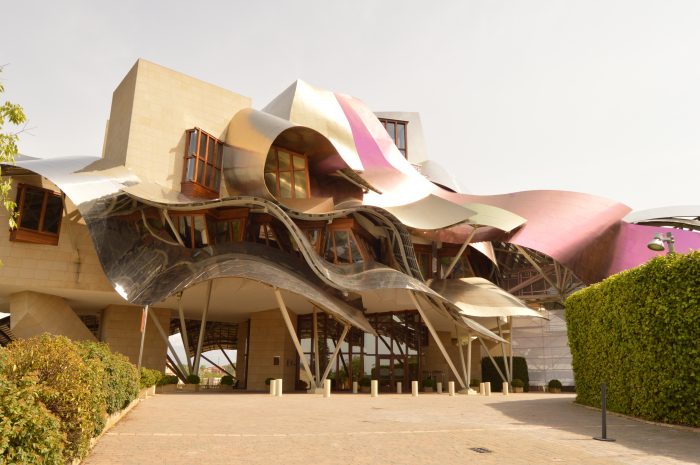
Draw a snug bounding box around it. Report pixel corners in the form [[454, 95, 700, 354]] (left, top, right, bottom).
[[181, 128, 224, 199], [264, 146, 311, 199], [10, 184, 63, 246], [324, 218, 374, 264], [378, 118, 408, 159]]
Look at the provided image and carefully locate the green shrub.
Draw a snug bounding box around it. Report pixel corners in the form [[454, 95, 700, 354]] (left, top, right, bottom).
[[1, 335, 106, 462], [422, 377, 435, 388], [140, 367, 164, 388], [548, 379, 562, 389], [511, 378, 524, 388], [359, 376, 371, 387], [469, 378, 481, 388], [481, 356, 529, 392], [0, 369, 65, 465], [220, 375, 234, 386], [186, 374, 201, 385], [566, 252, 700, 427], [264, 377, 274, 386], [157, 375, 179, 386], [79, 342, 139, 414]]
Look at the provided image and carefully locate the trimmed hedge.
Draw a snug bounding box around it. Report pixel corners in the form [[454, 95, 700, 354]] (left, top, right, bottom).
[[140, 367, 165, 388], [481, 356, 529, 392], [80, 341, 140, 414], [566, 252, 700, 427]]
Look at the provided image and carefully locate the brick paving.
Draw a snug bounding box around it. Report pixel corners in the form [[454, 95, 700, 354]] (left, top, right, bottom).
[[82, 392, 700, 465]]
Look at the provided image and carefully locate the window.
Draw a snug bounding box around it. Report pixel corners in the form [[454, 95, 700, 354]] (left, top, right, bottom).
[[378, 118, 408, 158], [207, 208, 248, 245], [323, 218, 375, 265], [264, 146, 310, 199], [11, 184, 63, 245], [182, 128, 223, 198], [171, 214, 210, 249]]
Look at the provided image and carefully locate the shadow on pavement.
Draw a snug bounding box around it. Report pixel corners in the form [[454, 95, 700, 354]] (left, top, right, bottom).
[[485, 396, 700, 464]]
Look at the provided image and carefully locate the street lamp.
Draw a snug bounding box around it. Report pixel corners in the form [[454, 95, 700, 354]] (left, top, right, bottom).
[[647, 232, 675, 255]]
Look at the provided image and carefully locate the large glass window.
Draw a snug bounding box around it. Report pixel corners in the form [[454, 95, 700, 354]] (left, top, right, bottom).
[[378, 118, 408, 158], [11, 184, 63, 245], [171, 214, 210, 249], [264, 146, 310, 199], [182, 128, 223, 197]]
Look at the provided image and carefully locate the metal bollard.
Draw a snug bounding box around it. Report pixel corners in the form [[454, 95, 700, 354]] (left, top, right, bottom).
[[594, 383, 616, 442], [448, 381, 455, 396], [370, 380, 379, 397], [396, 381, 402, 394], [352, 381, 358, 394], [412, 380, 419, 396], [503, 382, 509, 395], [323, 379, 331, 398], [479, 382, 485, 395], [437, 382, 443, 394], [484, 382, 491, 396]]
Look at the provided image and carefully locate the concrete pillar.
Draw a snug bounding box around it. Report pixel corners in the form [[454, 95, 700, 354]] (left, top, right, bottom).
[[370, 380, 378, 397], [275, 379, 283, 397], [269, 380, 276, 396], [412, 381, 419, 397], [352, 381, 358, 394], [503, 382, 509, 395], [485, 382, 491, 396], [480, 382, 485, 395], [437, 382, 443, 394], [396, 381, 402, 394], [323, 379, 331, 398], [448, 381, 455, 396]]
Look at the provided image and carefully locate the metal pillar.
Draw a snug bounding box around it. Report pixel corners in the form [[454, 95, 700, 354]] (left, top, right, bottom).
[[320, 324, 350, 385], [137, 305, 149, 370], [442, 227, 478, 278], [456, 325, 469, 390], [200, 354, 235, 377], [218, 345, 236, 374], [466, 334, 473, 388], [193, 280, 213, 375], [312, 307, 321, 385], [177, 292, 193, 375], [148, 309, 187, 374], [273, 288, 318, 390], [508, 317, 514, 384], [409, 292, 466, 389], [497, 318, 511, 382], [478, 337, 507, 383]]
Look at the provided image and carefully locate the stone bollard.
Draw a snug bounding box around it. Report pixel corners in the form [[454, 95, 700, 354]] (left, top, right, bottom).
[[396, 381, 402, 394], [412, 380, 419, 397], [479, 382, 485, 395], [436, 382, 443, 394], [448, 381, 455, 396], [370, 380, 379, 397], [352, 381, 358, 394], [502, 382, 509, 395], [276, 379, 283, 397], [484, 382, 491, 396], [323, 379, 331, 398], [270, 379, 276, 396]]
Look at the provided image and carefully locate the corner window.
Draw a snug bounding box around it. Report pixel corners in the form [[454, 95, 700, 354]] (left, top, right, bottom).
[[182, 128, 223, 198], [10, 184, 63, 245], [264, 146, 310, 199], [323, 219, 375, 265], [378, 118, 408, 159]]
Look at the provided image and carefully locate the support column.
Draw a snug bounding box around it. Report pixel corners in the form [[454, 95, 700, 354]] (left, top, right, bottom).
[[193, 280, 213, 375], [312, 307, 321, 385], [497, 318, 511, 382], [508, 317, 514, 384], [177, 292, 193, 375], [456, 325, 469, 390], [273, 288, 318, 390], [148, 310, 187, 374], [137, 305, 149, 370], [442, 227, 478, 278], [478, 337, 507, 383], [467, 334, 473, 389], [320, 324, 350, 385], [409, 292, 466, 389]]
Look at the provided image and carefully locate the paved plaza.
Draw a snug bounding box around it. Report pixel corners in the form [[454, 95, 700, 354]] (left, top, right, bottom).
[[83, 392, 699, 465]]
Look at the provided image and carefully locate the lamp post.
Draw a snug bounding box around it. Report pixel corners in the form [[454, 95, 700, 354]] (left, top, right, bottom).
[[647, 232, 675, 255]]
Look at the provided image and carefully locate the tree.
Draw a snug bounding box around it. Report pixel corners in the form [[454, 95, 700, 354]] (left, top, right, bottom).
[[0, 65, 27, 229]]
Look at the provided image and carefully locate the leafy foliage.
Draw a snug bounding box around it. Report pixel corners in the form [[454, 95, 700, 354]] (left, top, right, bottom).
[[511, 378, 524, 388], [481, 356, 529, 392], [566, 252, 700, 426], [358, 375, 371, 387], [422, 377, 435, 388], [220, 375, 234, 386], [0, 365, 65, 464], [0, 335, 106, 462], [157, 375, 179, 386], [80, 342, 139, 414], [139, 367, 165, 389], [185, 374, 201, 385], [548, 379, 562, 389], [0, 66, 27, 229]]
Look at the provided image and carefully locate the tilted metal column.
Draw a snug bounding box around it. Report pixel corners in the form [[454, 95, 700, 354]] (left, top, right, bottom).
[[193, 280, 213, 375], [320, 324, 350, 386], [137, 305, 149, 370], [177, 292, 193, 375], [409, 292, 466, 389], [273, 288, 318, 390]]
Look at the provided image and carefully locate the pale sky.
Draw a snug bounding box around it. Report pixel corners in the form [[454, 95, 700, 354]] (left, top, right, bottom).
[[3, 0, 699, 210]]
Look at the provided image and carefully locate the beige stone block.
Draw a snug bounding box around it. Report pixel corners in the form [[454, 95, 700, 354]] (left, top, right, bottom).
[[10, 290, 96, 342]]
